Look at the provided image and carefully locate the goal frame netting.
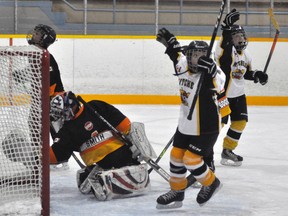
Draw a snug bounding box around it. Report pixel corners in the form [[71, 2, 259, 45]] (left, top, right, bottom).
[[0, 45, 50, 216]]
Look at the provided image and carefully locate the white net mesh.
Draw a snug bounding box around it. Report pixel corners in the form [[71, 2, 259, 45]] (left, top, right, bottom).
[[0, 46, 46, 215]]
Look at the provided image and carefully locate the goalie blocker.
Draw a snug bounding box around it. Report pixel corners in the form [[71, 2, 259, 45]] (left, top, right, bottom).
[[127, 122, 157, 160]]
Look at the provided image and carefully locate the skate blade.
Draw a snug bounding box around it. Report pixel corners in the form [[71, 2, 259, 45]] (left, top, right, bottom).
[[198, 183, 223, 207], [191, 181, 202, 189], [220, 158, 242, 167], [50, 162, 70, 171], [156, 201, 183, 209]]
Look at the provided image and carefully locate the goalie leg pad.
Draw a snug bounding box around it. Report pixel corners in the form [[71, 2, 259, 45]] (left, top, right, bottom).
[[77, 168, 92, 194], [128, 122, 157, 158], [89, 164, 150, 201], [77, 165, 103, 194]]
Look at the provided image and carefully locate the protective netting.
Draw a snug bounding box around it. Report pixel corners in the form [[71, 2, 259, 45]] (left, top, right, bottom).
[[0, 46, 45, 215]]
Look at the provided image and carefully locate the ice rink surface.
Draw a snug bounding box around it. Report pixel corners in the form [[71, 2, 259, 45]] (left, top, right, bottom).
[[50, 105, 288, 216]]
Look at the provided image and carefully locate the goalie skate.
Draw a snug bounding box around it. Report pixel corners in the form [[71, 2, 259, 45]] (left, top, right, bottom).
[[156, 190, 184, 209], [220, 149, 243, 166]]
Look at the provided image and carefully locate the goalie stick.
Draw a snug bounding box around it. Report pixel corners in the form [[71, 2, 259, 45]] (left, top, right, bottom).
[[72, 153, 85, 168], [77, 95, 170, 182], [263, 8, 280, 74], [187, 0, 226, 120]]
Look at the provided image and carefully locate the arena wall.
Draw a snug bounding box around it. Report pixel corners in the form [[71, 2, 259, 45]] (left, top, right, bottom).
[[1, 35, 287, 105]]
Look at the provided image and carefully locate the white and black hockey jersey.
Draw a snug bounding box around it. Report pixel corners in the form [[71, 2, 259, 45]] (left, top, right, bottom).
[[174, 53, 225, 136], [214, 30, 255, 98]]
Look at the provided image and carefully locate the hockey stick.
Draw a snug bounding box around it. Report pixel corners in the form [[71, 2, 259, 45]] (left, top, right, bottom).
[[263, 8, 280, 74], [145, 134, 199, 188], [72, 153, 85, 168], [187, 0, 226, 120], [77, 95, 170, 182], [148, 134, 174, 174]]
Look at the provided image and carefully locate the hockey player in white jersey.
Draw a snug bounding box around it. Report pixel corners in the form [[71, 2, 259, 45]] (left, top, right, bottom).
[[155, 28, 225, 209], [215, 9, 268, 166]]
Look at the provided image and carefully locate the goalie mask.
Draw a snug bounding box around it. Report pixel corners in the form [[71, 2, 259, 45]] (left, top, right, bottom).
[[186, 41, 208, 73], [231, 25, 248, 52], [50, 91, 80, 121], [27, 24, 56, 49]]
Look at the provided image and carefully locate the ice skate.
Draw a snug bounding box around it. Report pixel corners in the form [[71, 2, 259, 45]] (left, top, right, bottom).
[[156, 190, 184, 209], [196, 177, 222, 206], [220, 149, 243, 166]]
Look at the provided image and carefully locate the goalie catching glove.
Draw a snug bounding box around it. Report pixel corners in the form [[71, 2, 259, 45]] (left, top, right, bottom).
[[221, 9, 240, 30]]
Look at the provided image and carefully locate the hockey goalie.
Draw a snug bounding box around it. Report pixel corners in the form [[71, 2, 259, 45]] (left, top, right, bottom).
[[49, 91, 157, 201]]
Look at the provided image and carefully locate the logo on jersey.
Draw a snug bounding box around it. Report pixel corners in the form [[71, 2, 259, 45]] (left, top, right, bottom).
[[84, 121, 93, 131], [232, 69, 245, 80], [180, 89, 190, 106], [176, 65, 182, 73], [91, 130, 98, 137]]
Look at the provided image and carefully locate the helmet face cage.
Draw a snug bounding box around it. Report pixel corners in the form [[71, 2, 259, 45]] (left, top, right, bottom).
[[50, 92, 79, 121], [231, 25, 248, 51], [186, 41, 208, 73], [50, 95, 64, 121], [63, 92, 79, 121], [27, 24, 56, 49]]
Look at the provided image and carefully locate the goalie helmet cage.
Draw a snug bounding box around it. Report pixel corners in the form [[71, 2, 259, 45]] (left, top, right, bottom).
[[0, 46, 50, 216]]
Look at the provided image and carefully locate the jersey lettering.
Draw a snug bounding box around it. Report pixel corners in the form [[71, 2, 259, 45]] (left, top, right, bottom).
[[80, 131, 113, 152], [179, 78, 194, 89]]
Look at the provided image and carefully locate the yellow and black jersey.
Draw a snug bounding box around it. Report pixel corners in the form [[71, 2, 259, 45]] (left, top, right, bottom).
[[49, 53, 64, 98], [175, 54, 225, 136], [50, 100, 131, 166], [214, 30, 254, 98]]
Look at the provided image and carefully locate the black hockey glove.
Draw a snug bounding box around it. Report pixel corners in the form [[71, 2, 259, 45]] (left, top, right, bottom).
[[253, 70, 268, 85], [156, 28, 177, 48], [197, 56, 217, 78], [221, 8, 240, 30]]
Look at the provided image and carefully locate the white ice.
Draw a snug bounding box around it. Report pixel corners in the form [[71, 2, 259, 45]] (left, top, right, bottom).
[[47, 105, 288, 216], [2, 105, 287, 215]]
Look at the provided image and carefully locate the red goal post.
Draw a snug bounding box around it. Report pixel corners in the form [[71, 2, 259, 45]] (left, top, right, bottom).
[[0, 45, 50, 216]]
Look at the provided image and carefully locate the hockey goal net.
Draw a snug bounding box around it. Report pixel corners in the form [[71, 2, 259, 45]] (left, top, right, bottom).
[[0, 46, 50, 216]]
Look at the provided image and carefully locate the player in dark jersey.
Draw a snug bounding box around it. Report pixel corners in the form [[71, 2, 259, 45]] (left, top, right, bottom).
[[26, 24, 68, 168], [49, 91, 150, 200], [27, 24, 64, 98]]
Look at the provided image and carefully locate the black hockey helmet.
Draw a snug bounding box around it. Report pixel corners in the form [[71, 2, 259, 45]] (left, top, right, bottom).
[[231, 25, 248, 51], [27, 24, 56, 49], [50, 91, 80, 121], [185, 40, 209, 73]]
